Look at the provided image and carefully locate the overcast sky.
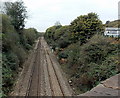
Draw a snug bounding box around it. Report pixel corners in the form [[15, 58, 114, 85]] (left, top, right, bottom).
[[2, 0, 120, 32]]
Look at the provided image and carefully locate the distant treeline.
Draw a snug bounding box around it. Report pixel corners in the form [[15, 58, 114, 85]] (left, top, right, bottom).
[[44, 13, 120, 94]]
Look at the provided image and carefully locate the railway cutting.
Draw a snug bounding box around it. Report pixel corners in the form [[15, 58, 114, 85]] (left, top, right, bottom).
[[11, 37, 72, 97]]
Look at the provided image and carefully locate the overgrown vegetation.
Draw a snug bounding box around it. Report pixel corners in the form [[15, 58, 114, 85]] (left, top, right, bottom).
[[44, 13, 120, 94], [2, 0, 39, 96], [4, 0, 27, 31], [105, 20, 120, 28]]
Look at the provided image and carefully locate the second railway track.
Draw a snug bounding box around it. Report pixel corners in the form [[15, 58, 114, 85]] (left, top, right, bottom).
[[42, 37, 71, 96]]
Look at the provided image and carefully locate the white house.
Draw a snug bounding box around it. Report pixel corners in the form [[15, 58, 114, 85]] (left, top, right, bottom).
[[104, 28, 120, 37]]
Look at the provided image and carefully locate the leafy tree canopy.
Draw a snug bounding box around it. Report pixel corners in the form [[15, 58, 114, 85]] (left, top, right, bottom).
[[70, 12, 104, 44], [4, 0, 27, 31]]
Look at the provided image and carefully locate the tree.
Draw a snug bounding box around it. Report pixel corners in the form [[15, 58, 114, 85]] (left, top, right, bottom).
[[105, 21, 110, 24], [70, 12, 104, 44], [4, 0, 27, 31], [55, 21, 62, 26]]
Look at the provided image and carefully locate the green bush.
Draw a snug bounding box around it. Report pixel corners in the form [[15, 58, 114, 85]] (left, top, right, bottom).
[[59, 34, 119, 93], [58, 52, 68, 59], [6, 52, 19, 71], [70, 13, 104, 44], [2, 14, 39, 96], [2, 54, 14, 94], [2, 14, 16, 33], [23, 28, 38, 46], [44, 13, 119, 94], [54, 26, 69, 40]]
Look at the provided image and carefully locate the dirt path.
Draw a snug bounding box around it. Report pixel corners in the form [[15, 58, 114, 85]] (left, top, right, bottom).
[[10, 37, 72, 96]]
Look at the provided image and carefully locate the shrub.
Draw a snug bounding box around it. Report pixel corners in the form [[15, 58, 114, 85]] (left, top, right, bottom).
[[5, 52, 19, 71], [59, 34, 119, 93], [2, 14, 39, 96], [23, 28, 38, 46], [70, 13, 104, 44], [58, 52, 68, 59], [2, 54, 15, 94], [44, 13, 119, 94]]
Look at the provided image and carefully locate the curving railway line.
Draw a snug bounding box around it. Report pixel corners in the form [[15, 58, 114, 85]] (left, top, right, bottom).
[[11, 37, 72, 97]]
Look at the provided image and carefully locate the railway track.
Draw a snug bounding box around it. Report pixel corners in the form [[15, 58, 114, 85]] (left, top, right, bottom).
[[25, 37, 41, 96], [41, 37, 71, 96], [11, 37, 72, 97]]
